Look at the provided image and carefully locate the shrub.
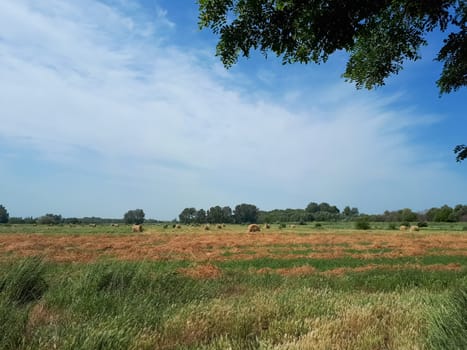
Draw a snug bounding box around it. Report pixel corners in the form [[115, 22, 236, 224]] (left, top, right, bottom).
[[278, 223, 286, 229], [315, 223, 322, 228], [387, 223, 396, 230], [354, 216, 371, 230], [417, 222, 428, 228]]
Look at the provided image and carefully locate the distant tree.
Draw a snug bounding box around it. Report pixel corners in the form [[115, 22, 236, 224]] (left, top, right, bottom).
[[23, 217, 36, 224], [399, 208, 418, 223], [305, 202, 320, 214], [222, 206, 233, 223], [195, 209, 207, 224], [207, 206, 224, 224], [123, 209, 145, 225], [454, 204, 467, 222], [0, 205, 9, 223], [234, 203, 259, 224], [426, 205, 456, 222], [38, 214, 62, 225], [179, 207, 197, 224], [343, 206, 352, 217], [318, 202, 340, 214], [63, 217, 81, 225], [343, 206, 359, 218], [8, 217, 25, 224]]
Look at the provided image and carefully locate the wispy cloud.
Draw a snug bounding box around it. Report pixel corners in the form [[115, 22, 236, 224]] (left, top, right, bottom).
[[0, 0, 465, 218]]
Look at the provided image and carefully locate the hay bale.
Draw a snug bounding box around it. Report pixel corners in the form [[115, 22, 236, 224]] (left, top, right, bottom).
[[216, 224, 222, 229], [204, 224, 210, 231], [399, 225, 408, 231], [132, 224, 143, 232], [89, 224, 96, 228], [410, 225, 419, 232], [247, 224, 261, 233], [111, 223, 119, 227], [290, 224, 296, 228], [176, 224, 181, 229], [222, 224, 226, 227], [264, 223, 270, 229]]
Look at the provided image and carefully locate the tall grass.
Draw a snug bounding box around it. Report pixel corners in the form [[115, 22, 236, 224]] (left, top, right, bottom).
[[427, 285, 467, 349], [0, 257, 47, 305], [0, 257, 47, 350], [0, 256, 465, 349]]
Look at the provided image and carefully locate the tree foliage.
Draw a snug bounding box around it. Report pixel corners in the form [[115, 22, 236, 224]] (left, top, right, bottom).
[[199, 0, 465, 93], [37, 214, 62, 225], [179, 207, 197, 224], [123, 209, 145, 225], [454, 145, 467, 162], [0, 205, 9, 223], [234, 203, 259, 224], [199, 0, 466, 161]]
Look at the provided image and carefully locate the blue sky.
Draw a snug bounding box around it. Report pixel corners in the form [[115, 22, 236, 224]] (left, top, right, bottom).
[[0, 0, 466, 220]]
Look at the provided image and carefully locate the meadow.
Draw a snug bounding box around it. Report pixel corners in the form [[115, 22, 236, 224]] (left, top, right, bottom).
[[1, 223, 466, 349]]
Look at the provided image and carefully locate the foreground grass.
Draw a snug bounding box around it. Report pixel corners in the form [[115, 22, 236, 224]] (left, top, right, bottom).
[[0, 256, 466, 350]]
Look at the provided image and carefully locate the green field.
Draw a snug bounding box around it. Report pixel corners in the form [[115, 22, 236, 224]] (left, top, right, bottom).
[[0, 224, 466, 349]]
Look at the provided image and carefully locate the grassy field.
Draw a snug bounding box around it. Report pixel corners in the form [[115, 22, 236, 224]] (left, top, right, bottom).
[[1, 224, 466, 349]]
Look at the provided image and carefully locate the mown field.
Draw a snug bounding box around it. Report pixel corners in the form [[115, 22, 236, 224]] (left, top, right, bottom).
[[1, 224, 467, 349]]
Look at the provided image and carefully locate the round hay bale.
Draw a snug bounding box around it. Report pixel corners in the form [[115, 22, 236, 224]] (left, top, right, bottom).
[[409, 225, 419, 232], [132, 224, 143, 232], [176, 224, 181, 229], [204, 224, 210, 231], [399, 225, 408, 231], [264, 223, 271, 229], [290, 224, 296, 229], [216, 224, 222, 229], [247, 224, 261, 233]]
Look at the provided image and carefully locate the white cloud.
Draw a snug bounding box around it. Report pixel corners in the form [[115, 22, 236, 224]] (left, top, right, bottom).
[[0, 0, 465, 218]]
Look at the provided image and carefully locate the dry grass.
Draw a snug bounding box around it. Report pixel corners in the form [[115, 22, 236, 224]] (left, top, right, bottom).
[[1, 230, 467, 263]]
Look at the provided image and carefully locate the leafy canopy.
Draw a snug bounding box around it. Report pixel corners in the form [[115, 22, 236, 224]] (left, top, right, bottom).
[[198, 0, 467, 161], [198, 0, 466, 93]]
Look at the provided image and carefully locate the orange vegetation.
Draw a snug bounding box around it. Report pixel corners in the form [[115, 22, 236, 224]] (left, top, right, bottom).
[[1, 231, 467, 263]]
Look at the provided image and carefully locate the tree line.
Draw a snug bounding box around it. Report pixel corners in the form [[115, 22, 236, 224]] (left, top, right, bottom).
[[1, 203, 467, 226], [0, 206, 154, 225]]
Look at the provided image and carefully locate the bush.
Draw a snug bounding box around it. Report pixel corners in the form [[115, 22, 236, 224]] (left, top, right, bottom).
[[354, 216, 371, 230], [314, 223, 322, 228], [387, 223, 396, 230], [278, 223, 286, 229], [417, 222, 428, 228]]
